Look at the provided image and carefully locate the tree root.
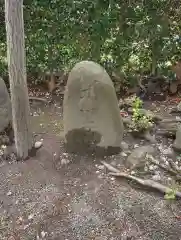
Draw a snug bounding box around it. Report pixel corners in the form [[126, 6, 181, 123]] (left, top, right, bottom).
[[101, 161, 121, 173], [101, 161, 181, 198]]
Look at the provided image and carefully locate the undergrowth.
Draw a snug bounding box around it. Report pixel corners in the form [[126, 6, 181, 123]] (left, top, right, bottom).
[[129, 97, 153, 132]]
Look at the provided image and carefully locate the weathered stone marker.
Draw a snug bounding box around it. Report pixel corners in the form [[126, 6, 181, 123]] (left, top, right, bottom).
[[0, 77, 11, 133], [63, 61, 124, 155]]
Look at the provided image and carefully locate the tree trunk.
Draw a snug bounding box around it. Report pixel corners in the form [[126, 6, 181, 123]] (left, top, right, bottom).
[[151, 43, 157, 75], [151, 54, 157, 75], [5, 0, 33, 159]]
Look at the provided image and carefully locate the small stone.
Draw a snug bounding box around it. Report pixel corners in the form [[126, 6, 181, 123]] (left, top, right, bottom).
[[154, 170, 161, 175], [24, 224, 30, 230], [61, 158, 69, 165], [1, 145, 7, 149], [63, 153, 68, 157], [34, 141, 43, 149], [16, 216, 23, 225], [111, 161, 117, 166], [28, 214, 34, 220], [152, 175, 161, 181], [41, 231, 47, 238], [120, 141, 129, 150], [176, 116, 181, 121], [153, 165, 158, 170], [7, 191, 12, 196], [96, 165, 104, 170], [121, 152, 127, 157], [165, 161, 169, 165], [98, 174, 104, 179], [110, 177, 115, 181], [33, 112, 39, 116], [134, 144, 139, 148], [161, 155, 167, 161], [167, 177, 172, 181], [162, 148, 173, 156], [96, 170, 100, 174], [131, 171, 135, 175], [175, 161, 178, 165], [149, 165, 154, 171], [144, 166, 148, 172]]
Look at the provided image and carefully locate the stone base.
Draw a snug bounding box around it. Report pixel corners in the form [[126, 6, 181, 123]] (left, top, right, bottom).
[[64, 128, 121, 156]]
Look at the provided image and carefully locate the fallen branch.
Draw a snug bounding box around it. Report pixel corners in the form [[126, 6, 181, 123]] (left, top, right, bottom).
[[146, 154, 178, 176], [102, 161, 181, 198], [109, 172, 181, 198], [101, 161, 120, 173], [147, 154, 181, 181], [169, 107, 181, 114], [168, 159, 181, 173], [29, 97, 49, 103]]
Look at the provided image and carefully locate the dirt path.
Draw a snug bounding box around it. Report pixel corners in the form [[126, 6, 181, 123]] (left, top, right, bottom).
[[1, 100, 181, 239]]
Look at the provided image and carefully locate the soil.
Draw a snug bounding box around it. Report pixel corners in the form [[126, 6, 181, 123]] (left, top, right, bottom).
[[1, 89, 181, 240]]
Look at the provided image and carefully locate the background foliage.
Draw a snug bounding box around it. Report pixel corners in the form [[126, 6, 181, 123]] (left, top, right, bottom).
[[0, 0, 181, 85]]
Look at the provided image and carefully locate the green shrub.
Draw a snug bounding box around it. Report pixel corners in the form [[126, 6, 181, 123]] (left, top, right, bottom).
[[129, 97, 153, 132]]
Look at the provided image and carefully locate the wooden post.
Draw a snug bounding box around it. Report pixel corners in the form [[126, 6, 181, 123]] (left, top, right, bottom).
[[5, 0, 33, 159]]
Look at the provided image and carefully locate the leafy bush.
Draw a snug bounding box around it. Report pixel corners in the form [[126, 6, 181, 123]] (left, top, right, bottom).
[[1, 0, 181, 85], [129, 97, 153, 132], [164, 188, 176, 200]]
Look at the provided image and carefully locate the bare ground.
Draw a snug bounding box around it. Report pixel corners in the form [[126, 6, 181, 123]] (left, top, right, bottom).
[[1, 96, 181, 240]]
